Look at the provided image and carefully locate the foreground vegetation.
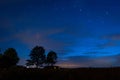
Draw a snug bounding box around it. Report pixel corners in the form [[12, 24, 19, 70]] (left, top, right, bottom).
[[0, 46, 58, 68], [0, 66, 120, 80], [1, 46, 120, 80]]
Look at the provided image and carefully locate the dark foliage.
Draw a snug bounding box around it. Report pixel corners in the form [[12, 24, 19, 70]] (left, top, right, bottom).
[[44, 66, 60, 69], [27, 46, 46, 68], [46, 51, 57, 66], [0, 48, 19, 68], [1, 67, 120, 80], [0, 54, 4, 68], [26, 59, 34, 66]]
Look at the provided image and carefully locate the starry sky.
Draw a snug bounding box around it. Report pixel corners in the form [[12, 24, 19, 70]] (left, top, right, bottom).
[[1, 0, 120, 68]]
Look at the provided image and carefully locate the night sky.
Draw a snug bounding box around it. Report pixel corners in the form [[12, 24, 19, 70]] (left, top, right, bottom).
[[1, 0, 120, 68]]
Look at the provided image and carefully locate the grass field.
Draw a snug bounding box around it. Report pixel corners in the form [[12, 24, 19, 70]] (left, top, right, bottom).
[[0, 66, 120, 80]]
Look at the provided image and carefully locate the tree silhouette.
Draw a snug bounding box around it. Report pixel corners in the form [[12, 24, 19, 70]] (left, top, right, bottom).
[[28, 46, 46, 68], [0, 53, 4, 68], [1, 48, 19, 68], [26, 59, 34, 67], [46, 51, 57, 66]]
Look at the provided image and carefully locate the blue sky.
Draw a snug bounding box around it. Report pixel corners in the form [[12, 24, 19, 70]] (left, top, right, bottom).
[[1, 0, 120, 67]]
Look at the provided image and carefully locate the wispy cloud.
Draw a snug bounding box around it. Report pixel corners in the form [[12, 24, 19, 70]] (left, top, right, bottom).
[[13, 28, 76, 56], [103, 34, 120, 41], [57, 54, 120, 68], [97, 41, 118, 49]]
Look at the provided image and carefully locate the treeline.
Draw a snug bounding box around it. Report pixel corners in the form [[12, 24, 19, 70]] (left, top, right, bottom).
[[26, 46, 57, 68], [0, 48, 19, 68], [0, 46, 58, 68]]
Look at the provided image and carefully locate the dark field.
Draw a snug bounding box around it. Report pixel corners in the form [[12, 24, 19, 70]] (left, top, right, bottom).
[[0, 67, 120, 80]]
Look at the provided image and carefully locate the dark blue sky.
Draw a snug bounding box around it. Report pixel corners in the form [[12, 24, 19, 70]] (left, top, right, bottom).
[[1, 0, 120, 67]]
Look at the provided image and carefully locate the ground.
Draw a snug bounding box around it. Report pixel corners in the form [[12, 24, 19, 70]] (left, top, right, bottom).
[[0, 66, 120, 80]]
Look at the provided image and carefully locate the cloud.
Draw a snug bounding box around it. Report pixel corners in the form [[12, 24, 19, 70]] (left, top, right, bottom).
[[15, 29, 62, 47], [56, 54, 120, 68], [96, 34, 120, 49], [18, 54, 120, 68], [97, 41, 118, 49], [83, 52, 109, 54], [13, 28, 76, 56], [103, 34, 120, 41], [56, 60, 83, 68]]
